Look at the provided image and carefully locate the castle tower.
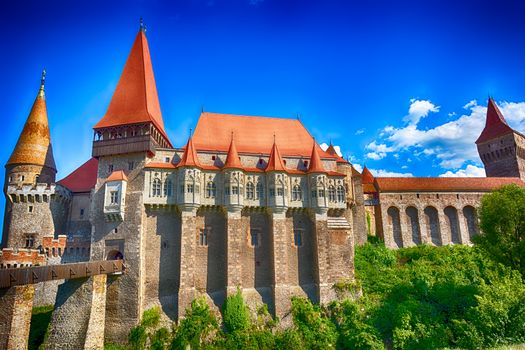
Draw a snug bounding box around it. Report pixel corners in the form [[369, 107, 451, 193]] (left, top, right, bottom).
[[2, 71, 70, 250], [5, 70, 56, 187], [476, 98, 525, 179], [223, 134, 244, 210]]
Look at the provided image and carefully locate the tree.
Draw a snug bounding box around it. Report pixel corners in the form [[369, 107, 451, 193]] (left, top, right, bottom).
[[475, 184, 525, 276]]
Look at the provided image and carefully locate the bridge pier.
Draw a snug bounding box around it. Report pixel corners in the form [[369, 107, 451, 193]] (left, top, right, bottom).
[[0, 284, 35, 350]]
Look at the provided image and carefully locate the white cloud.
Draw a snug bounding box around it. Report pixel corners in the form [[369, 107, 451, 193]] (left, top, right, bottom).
[[370, 169, 414, 177], [353, 163, 363, 173], [463, 100, 477, 109], [448, 112, 456, 117], [439, 165, 485, 177], [403, 99, 440, 124], [366, 152, 383, 160], [355, 129, 365, 135], [365, 141, 395, 160], [319, 142, 343, 157]]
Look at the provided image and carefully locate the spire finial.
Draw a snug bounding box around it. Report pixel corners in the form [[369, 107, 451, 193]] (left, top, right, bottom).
[[189, 128, 193, 137], [140, 17, 147, 33], [231, 130, 234, 141], [273, 132, 276, 143], [39, 68, 46, 97]]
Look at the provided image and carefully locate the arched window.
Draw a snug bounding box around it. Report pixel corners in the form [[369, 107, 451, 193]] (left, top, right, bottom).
[[256, 182, 264, 199], [292, 185, 302, 201], [336, 186, 345, 202], [152, 178, 161, 197], [164, 179, 172, 196], [328, 186, 336, 202], [246, 182, 255, 200], [206, 182, 216, 198]]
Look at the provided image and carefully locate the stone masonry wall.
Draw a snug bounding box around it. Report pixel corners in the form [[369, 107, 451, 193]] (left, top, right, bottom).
[[0, 284, 35, 350]]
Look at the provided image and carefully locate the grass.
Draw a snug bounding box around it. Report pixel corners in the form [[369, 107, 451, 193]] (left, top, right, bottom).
[[28, 305, 53, 350]]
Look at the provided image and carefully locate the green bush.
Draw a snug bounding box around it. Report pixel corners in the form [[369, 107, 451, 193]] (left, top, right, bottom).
[[28, 305, 53, 350], [222, 289, 250, 333], [171, 297, 218, 350]]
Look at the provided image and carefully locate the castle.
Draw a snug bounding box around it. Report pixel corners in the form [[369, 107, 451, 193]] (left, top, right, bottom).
[[1, 22, 524, 348]]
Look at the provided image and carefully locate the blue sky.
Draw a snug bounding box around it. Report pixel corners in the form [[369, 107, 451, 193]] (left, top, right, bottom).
[[2, 0, 525, 233]]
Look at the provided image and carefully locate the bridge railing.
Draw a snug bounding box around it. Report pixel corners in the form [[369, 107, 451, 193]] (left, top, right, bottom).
[[0, 259, 124, 288]]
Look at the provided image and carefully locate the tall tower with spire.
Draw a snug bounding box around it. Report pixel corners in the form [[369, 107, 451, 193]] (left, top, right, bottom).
[[476, 98, 525, 179]]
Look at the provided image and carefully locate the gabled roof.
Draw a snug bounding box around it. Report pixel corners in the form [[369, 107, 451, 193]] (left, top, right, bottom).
[[107, 170, 128, 182], [58, 158, 98, 193], [476, 98, 515, 144], [362, 166, 374, 184], [223, 135, 242, 170], [375, 177, 524, 192], [94, 28, 171, 145], [7, 75, 56, 171], [192, 112, 333, 158], [176, 136, 202, 168], [308, 139, 327, 173], [265, 141, 287, 172], [325, 143, 348, 163]]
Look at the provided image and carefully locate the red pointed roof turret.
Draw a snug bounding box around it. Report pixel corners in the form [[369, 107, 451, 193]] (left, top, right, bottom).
[[223, 133, 243, 170], [308, 139, 326, 173], [266, 138, 287, 172], [7, 70, 56, 172], [325, 141, 348, 164], [476, 98, 514, 144], [94, 22, 171, 146], [362, 166, 374, 184], [176, 135, 202, 168]]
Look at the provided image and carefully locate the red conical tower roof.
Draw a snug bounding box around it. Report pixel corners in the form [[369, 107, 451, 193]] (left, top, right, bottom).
[[176, 135, 202, 168], [266, 139, 287, 172], [362, 166, 374, 184], [94, 25, 171, 146], [475, 98, 514, 144], [308, 139, 326, 173], [7, 71, 56, 171], [223, 134, 242, 170]]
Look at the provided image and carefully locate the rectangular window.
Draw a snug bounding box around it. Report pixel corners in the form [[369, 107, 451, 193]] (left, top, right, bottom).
[[225, 187, 230, 195], [232, 186, 239, 195], [294, 230, 303, 247], [277, 187, 284, 196], [187, 184, 194, 193], [199, 228, 209, 246], [311, 190, 317, 198], [28, 206, 33, 213], [269, 188, 275, 197], [128, 161, 134, 170], [110, 191, 119, 204], [165, 157, 170, 163], [318, 189, 325, 198], [80, 208, 85, 216], [108, 164, 114, 173], [250, 229, 260, 248]]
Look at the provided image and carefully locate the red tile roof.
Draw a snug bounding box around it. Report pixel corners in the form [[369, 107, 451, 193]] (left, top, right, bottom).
[[308, 139, 327, 173], [145, 162, 177, 169], [57, 158, 98, 193], [375, 177, 524, 192], [363, 183, 377, 193], [325, 143, 348, 163], [8, 80, 56, 171], [475, 98, 515, 144], [192, 112, 334, 158], [223, 135, 243, 170], [107, 170, 128, 182], [176, 136, 202, 168], [94, 29, 171, 146], [362, 166, 374, 184], [265, 141, 287, 172]]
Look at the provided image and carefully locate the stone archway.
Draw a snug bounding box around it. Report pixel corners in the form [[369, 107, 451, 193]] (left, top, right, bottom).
[[463, 206, 478, 241], [444, 206, 461, 244], [406, 206, 422, 245], [424, 206, 441, 246], [387, 206, 403, 248]]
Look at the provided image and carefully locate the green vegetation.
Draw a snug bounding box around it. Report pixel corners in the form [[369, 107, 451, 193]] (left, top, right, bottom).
[[28, 305, 53, 350]]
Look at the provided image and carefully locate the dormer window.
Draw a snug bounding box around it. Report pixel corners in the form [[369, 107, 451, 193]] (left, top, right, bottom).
[[165, 157, 170, 163], [110, 191, 119, 204]]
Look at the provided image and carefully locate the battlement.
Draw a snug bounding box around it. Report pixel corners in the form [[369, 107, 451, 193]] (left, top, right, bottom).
[[6, 183, 71, 203], [0, 248, 47, 268]]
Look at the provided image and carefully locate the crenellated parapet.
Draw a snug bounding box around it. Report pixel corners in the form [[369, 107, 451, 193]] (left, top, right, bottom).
[[6, 182, 71, 204]]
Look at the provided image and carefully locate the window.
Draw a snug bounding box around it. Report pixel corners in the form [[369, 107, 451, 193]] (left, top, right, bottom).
[[246, 182, 255, 200], [292, 185, 302, 201], [165, 157, 170, 163], [303, 161, 309, 168], [199, 228, 209, 246], [277, 187, 284, 196], [206, 182, 216, 198], [294, 230, 303, 247], [232, 186, 239, 195], [250, 229, 260, 247], [269, 188, 275, 197], [28, 206, 33, 213], [258, 158, 264, 165], [328, 186, 336, 202], [164, 179, 173, 196], [256, 182, 264, 199], [337, 186, 345, 202], [152, 179, 161, 197], [108, 164, 114, 173], [187, 184, 194, 193], [224, 186, 230, 195], [80, 208, 85, 217], [128, 161, 134, 170], [311, 190, 317, 198], [25, 235, 34, 248], [20, 175, 25, 182], [35, 174, 40, 183], [110, 191, 119, 204], [318, 189, 325, 198], [114, 228, 118, 234]]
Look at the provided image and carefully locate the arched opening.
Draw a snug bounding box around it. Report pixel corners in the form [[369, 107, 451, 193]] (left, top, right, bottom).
[[463, 206, 478, 241], [107, 250, 124, 260], [424, 206, 441, 245], [406, 206, 421, 245], [444, 206, 461, 244], [387, 206, 403, 248]]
